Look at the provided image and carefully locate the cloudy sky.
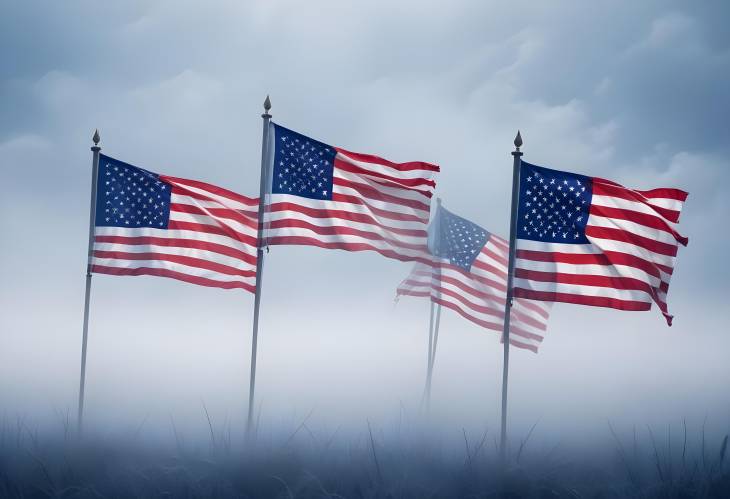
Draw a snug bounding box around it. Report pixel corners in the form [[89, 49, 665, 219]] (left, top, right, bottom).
[[1, 1, 728, 442]]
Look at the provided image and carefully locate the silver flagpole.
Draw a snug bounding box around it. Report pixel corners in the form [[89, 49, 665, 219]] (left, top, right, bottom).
[[499, 131, 523, 463], [78, 129, 101, 436], [247, 96, 272, 439], [425, 303, 442, 411], [422, 301, 435, 410]]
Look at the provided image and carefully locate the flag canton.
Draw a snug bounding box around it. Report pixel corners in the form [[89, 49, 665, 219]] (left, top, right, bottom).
[[95, 155, 172, 228], [271, 124, 336, 200], [431, 207, 488, 271], [516, 162, 593, 244]]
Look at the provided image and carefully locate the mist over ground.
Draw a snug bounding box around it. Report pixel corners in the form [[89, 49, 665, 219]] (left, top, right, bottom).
[[1, 3, 729, 494]]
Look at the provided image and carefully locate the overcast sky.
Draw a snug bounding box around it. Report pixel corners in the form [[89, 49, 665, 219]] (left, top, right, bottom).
[[1, 1, 729, 443]]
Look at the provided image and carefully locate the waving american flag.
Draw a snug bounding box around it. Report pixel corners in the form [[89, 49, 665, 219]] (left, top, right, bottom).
[[513, 161, 688, 325], [91, 155, 258, 292], [397, 203, 552, 353], [264, 123, 439, 263]]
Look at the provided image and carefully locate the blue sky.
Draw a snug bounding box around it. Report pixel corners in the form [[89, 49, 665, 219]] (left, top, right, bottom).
[[1, 1, 728, 440]]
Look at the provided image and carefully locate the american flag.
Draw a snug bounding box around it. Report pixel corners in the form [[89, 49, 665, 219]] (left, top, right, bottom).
[[397, 203, 552, 353], [91, 155, 259, 292], [264, 123, 439, 263], [513, 161, 688, 325]]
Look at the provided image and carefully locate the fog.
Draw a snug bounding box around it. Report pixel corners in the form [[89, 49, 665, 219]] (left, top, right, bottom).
[[1, 0, 729, 451]]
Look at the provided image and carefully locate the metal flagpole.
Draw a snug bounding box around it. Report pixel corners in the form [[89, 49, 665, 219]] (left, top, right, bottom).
[[247, 96, 272, 439], [423, 301, 435, 409], [78, 129, 101, 436], [425, 303, 442, 410], [499, 130, 523, 463]]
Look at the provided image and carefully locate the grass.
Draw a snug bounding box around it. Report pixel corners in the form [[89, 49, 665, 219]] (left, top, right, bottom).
[[0, 411, 728, 498]]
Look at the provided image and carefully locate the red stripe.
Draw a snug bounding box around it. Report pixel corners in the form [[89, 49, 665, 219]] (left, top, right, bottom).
[[92, 265, 255, 293], [481, 245, 508, 267], [163, 176, 257, 206], [513, 298, 551, 320], [268, 219, 427, 251], [266, 236, 432, 265], [171, 187, 259, 218], [589, 204, 688, 246], [506, 337, 539, 354], [585, 225, 679, 257], [335, 147, 440, 173], [330, 193, 430, 224], [94, 250, 256, 278], [489, 234, 509, 251], [515, 248, 667, 281], [433, 285, 504, 320], [436, 262, 508, 294], [333, 176, 431, 212], [592, 181, 682, 223], [94, 235, 256, 266], [471, 258, 508, 282], [269, 200, 427, 225], [432, 297, 543, 343], [514, 268, 657, 295], [334, 156, 436, 190], [629, 187, 688, 202], [513, 288, 651, 311], [433, 281, 547, 332], [171, 203, 258, 230], [167, 220, 257, 245]]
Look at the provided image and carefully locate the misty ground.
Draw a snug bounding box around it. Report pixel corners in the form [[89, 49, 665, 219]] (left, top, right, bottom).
[[1, 412, 728, 499]]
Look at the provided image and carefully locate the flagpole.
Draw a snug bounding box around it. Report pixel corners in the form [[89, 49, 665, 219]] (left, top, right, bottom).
[[499, 130, 523, 463], [423, 301, 435, 409], [78, 129, 101, 436], [425, 303, 442, 410], [247, 96, 272, 439]]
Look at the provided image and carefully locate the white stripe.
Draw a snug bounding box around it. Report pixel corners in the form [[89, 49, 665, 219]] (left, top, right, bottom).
[[591, 194, 681, 229], [167, 180, 257, 211], [513, 277, 653, 304], [639, 195, 685, 212], [333, 181, 429, 217], [585, 231, 677, 269], [266, 227, 428, 258], [94, 242, 254, 271], [334, 168, 432, 206], [588, 213, 680, 246], [335, 150, 437, 183], [170, 211, 256, 238], [266, 207, 426, 245], [171, 193, 258, 217], [516, 239, 602, 254], [515, 256, 664, 289], [268, 193, 428, 229], [94, 226, 256, 255], [92, 257, 256, 285]]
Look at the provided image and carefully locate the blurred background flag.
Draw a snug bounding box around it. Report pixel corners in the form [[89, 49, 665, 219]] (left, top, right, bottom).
[[397, 201, 552, 353], [512, 161, 688, 325], [92, 155, 259, 292], [264, 123, 439, 263]]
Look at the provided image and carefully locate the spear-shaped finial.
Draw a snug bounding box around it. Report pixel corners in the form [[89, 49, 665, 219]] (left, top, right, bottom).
[[92, 129, 100, 146], [514, 130, 522, 151], [263, 95, 271, 112]]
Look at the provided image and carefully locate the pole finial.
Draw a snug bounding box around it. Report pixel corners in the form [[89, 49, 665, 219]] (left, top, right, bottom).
[[92, 129, 100, 146], [436, 197, 442, 205], [263, 95, 271, 112], [514, 130, 522, 151]]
